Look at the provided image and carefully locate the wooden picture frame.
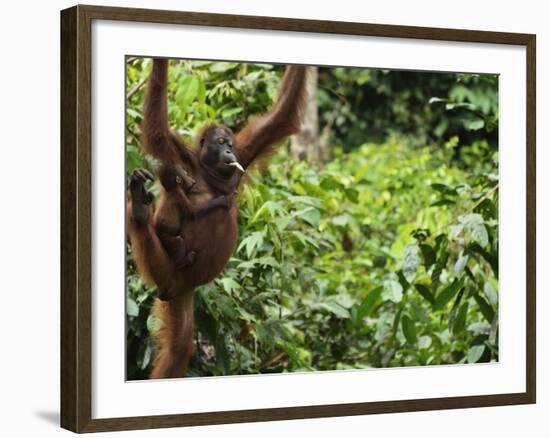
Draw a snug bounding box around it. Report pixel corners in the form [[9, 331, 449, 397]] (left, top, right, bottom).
[[60, 4, 536, 433]]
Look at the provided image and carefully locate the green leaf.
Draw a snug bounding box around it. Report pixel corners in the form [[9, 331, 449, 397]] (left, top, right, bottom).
[[297, 207, 321, 228], [454, 253, 469, 276], [209, 62, 238, 72], [430, 183, 456, 195], [435, 279, 464, 310], [126, 108, 142, 120], [475, 198, 497, 220], [467, 242, 498, 277], [146, 314, 162, 334], [176, 76, 199, 108], [429, 97, 447, 104], [197, 78, 206, 104], [221, 107, 243, 118], [483, 281, 498, 306], [449, 224, 464, 240], [473, 292, 495, 323], [236, 231, 264, 259], [432, 235, 449, 288], [402, 243, 421, 283], [127, 297, 139, 317], [397, 270, 410, 293], [320, 175, 344, 191], [459, 213, 488, 247], [244, 70, 262, 82], [468, 322, 491, 334], [435, 329, 451, 345], [419, 244, 436, 270], [452, 302, 469, 334], [288, 195, 323, 208], [345, 188, 359, 203], [489, 312, 499, 346], [320, 301, 350, 319], [356, 286, 383, 319], [216, 295, 237, 319], [464, 118, 485, 131], [430, 198, 456, 207], [332, 214, 351, 227], [446, 102, 476, 111], [393, 308, 403, 336], [401, 315, 417, 344], [214, 333, 231, 373], [220, 277, 240, 294], [334, 293, 356, 309], [467, 344, 485, 363], [274, 216, 292, 231], [292, 231, 320, 249], [251, 201, 285, 222], [448, 287, 466, 328], [383, 277, 403, 303], [140, 343, 152, 370], [418, 335, 432, 350], [414, 283, 435, 306], [237, 256, 279, 270], [470, 223, 489, 247]]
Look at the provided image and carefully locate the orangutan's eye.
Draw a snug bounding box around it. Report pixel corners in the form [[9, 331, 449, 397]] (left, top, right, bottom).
[[218, 137, 225, 145]]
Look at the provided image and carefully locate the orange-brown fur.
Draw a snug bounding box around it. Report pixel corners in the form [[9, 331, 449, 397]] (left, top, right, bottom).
[[127, 59, 308, 378]]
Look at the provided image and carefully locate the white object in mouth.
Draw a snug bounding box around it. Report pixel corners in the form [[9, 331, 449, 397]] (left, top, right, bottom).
[[226, 161, 245, 172]]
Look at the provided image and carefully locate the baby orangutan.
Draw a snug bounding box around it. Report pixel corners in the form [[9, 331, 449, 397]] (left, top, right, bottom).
[[154, 163, 233, 300]]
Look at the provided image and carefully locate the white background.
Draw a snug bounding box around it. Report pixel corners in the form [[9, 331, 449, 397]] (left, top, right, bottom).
[[0, 0, 546, 437]]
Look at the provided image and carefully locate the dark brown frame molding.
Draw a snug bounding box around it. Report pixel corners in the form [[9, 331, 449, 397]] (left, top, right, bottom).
[[60, 4, 536, 433]]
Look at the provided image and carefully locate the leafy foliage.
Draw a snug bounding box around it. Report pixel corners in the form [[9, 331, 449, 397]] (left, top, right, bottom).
[[126, 58, 498, 379], [317, 68, 498, 151]]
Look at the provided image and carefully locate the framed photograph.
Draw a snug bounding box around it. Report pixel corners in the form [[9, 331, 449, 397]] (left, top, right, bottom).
[[60, 4, 536, 433]]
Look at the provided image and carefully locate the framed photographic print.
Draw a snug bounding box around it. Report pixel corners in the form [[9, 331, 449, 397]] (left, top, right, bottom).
[[60, 4, 536, 433]]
